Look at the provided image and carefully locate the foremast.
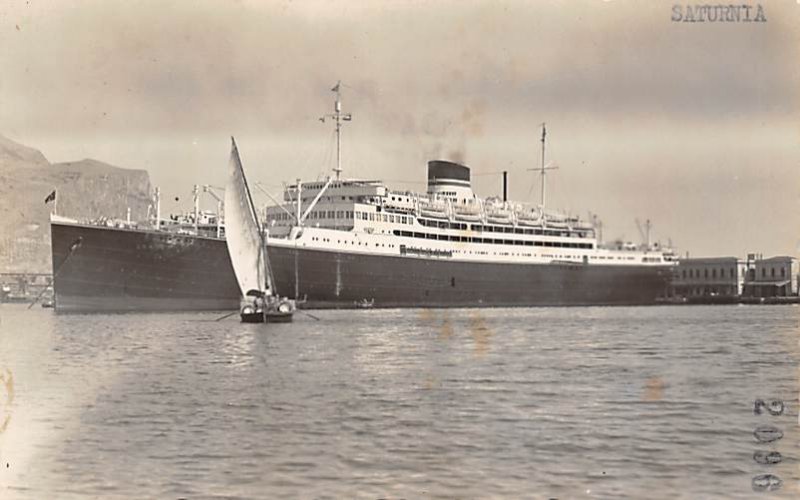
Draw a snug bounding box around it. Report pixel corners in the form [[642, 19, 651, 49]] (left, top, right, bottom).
[[286, 81, 352, 234], [320, 81, 352, 180]]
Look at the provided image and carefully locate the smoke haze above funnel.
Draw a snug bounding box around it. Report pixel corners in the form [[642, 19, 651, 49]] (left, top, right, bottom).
[[1, 0, 797, 257]]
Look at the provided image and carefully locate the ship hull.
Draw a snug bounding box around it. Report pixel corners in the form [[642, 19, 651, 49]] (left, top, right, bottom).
[[51, 222, 241, 312], [51, 222, 672, 312], [268, 246, 671, 308]]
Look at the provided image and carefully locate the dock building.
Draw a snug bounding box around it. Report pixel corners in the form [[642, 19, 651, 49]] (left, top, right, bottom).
[[742, 256, 799, 298], [671, 257, 748, 299]]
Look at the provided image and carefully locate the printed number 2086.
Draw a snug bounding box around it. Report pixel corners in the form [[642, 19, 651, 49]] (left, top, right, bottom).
[[751, 398, 785, 492]]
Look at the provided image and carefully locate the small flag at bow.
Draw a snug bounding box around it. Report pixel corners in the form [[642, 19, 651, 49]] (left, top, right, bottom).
[[69, 237, 83, 252], [44, 190, 56, 204]]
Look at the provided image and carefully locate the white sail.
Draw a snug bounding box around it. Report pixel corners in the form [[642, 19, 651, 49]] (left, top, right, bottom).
[[224, 137, 271, 297]]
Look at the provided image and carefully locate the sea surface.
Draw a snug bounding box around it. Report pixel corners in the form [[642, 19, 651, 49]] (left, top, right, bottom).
[[0, 304, 798, 499]]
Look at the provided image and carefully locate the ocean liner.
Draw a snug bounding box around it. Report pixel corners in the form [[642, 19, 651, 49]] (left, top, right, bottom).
[[50, 85, 676, 312]]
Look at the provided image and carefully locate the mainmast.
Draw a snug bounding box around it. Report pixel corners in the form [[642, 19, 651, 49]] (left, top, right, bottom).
[[540, 124, 546, 207], [320, 81, 352, 180], [530, 122, 558, 213]]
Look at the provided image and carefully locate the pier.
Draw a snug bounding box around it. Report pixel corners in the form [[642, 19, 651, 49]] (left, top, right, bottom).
[[0, 273, 52, 303]]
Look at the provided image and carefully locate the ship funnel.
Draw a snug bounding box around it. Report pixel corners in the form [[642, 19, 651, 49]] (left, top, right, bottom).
[[427, 160, 474, 202]]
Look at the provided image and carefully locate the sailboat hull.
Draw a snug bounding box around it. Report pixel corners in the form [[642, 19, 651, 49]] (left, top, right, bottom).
[[240, 311, 294, 323]]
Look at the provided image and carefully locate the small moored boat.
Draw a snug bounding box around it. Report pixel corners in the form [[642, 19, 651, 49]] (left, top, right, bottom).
[[354, 298, 374, 309], [240, 290, 295, 323]]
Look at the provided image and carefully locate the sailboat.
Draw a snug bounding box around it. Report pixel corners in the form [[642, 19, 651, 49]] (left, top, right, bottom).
[[224, 137, 296, 323]]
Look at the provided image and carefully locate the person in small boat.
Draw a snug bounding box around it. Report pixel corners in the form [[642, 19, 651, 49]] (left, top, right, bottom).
[[246, 289, 268, 312], [254, 294, 265, 311]]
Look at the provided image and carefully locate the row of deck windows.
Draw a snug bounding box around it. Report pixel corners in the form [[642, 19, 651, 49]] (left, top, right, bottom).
[[471, 224, 585, 238], [271, 210, 417, 224], [392, 230, 593, 249], [418, 219, 468, 230], [415, 218, 588, 238], [269, 209, 588, 240], [356, 211, 412, 224], [270, 211, 354, 221]]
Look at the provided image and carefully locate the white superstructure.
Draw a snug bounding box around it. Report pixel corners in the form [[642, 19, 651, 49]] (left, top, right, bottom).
[[262, 165, 675, 267], [258, 84, 676, 269]]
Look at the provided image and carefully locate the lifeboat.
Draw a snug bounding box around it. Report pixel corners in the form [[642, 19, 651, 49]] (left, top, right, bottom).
[[419, 201, 448, 218], [546, 221, 570, 230], [486, 209, 512, 223], [453, 203, 482, 221], [516, 209, 542, 226]]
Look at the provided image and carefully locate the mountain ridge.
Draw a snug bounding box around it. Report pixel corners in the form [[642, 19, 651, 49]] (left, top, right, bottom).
[[0, 133, 50, 167], [0, 135, 153, 273]]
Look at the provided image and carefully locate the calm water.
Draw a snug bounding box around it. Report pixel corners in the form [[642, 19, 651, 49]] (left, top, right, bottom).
[[0, 304, 798, 499]]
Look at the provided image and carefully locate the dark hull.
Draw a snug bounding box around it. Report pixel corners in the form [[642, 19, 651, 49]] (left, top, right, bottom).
[[241, 311, 294, 323], [51, 222, 241, 312], [268, 246, 672, 308], [51, 222, 672, 312]]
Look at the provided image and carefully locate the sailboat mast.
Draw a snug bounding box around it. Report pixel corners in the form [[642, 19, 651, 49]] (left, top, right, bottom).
[[233, 139, 262, 234], [243, 175, 272, 293]]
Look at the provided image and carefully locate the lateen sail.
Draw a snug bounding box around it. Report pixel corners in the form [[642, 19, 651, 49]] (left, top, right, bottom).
[[224, 137, 272, 297]]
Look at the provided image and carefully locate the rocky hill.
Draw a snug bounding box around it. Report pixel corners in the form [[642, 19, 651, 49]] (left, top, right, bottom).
[[0, 134, 152, 273]]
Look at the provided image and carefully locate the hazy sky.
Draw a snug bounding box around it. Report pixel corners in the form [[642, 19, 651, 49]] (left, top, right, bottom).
[[1, 0, 798, 257]]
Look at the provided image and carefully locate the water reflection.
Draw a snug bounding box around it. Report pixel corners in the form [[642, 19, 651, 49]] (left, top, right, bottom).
[[214, 325, 257, 370], [468, 310, 492, 357], [0, 305, 798, 498]]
